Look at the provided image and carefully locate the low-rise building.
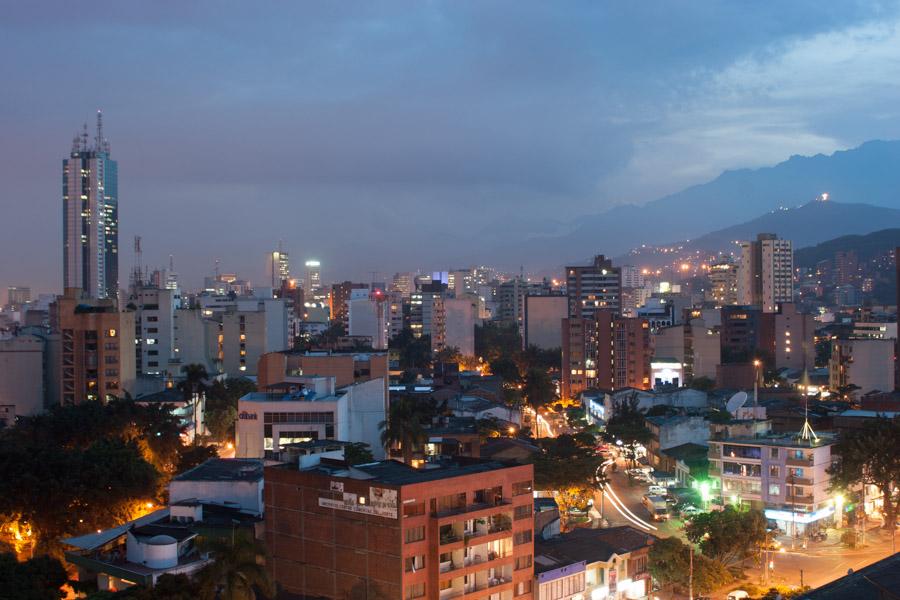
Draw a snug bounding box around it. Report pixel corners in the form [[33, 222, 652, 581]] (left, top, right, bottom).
[[533, 526, 654, 600], [644, 415, 709, 471], [829, 337, 894, 397], [235, 375, 386, 460], [265, 454, 535, 599]]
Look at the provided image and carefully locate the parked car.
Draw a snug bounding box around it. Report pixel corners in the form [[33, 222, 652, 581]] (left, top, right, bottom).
[[727, 591, 749, 600], [680, 505, 702, 518], [648, 485, 668, 496]]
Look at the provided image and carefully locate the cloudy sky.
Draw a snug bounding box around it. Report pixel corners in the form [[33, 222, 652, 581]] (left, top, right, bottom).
[[3, 1, 900, 294]]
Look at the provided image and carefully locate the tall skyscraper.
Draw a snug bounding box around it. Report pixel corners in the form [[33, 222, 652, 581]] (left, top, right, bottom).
[[304, 260, 321, 296], [270, 247, 290, 288], [736, 233, 793, 312], [63, 111, 118, 300]]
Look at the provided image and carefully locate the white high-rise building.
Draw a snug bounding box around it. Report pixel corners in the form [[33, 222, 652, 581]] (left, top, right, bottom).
[[63, 111, 118, 299], [129, 284, 176, 377], [304, 260, 322, 296], [737, 234, 793, 312]]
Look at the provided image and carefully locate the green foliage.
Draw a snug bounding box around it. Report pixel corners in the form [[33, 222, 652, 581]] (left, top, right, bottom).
[[685, 506, 767, 565], [389, 328, 432, 369], [379, 396, 439, 463], [648, 537, 733, 594], [522, 367, 555, 408], [604, 395, 650, 466], [518, 345, 561, 373], [89, 573, 200, 599], [434, 345, 462, 364], [205, 377, 257, 443], [195, 536, 274, 600], [531, 434, 605, 527], [829, 415, 900, 529], [489, 357, 521, 384], [475, 323, 522, 364], [343, 442, 375, 466], [0, 552, 68, 600]]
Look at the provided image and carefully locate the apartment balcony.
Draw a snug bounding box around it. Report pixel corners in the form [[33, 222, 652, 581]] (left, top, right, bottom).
[[788, 477, 814, 486], [708, 465, 721, 477], [439, 514, 513, 547], [435, 500, 512, 522], [439, 541, 514, 575], [786, 456, 814, 467], [439, 565, 514, 600]]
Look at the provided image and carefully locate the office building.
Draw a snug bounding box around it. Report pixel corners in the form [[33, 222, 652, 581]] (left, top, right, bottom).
[[63, 112, 119, 300], [219, 297, 290, 376], [51, 288, 135, 404], [829, 338, 894, 397], [265, 455, 535, 599], [236, 376, 386, 460], [0, 334, 46, 426], [496, 278, 551, 337], [330, 281, 369, 328], [270, 247, 290, 289], [565, 255, 621, 318], [391, 272, 415, 298], [708, 431, 838, 536], [305, 260, 322, 296], [524, 295, 567, 350], [737, 234, 793, 312], [720, 305, 773, 365], [773, 303, 816, 371]]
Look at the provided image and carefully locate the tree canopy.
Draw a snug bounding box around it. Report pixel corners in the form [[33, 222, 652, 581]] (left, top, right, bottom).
[[0, 552, 68, 600], [829, 415, 900, 529], [685, 506, 767, 566], [648, 537, 733, 595], [531, 434, 605, 529]]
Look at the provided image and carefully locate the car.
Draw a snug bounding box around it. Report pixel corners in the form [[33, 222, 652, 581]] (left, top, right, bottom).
[[648, 485, 668, 495], [680, 505, 702, 518], [727, 591, 749, 600]]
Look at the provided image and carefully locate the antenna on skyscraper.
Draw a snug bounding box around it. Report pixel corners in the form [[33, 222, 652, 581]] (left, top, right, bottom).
[[133, 236, 143, 287], [81, 123, 89, 152], [95, 110, 103, 152]]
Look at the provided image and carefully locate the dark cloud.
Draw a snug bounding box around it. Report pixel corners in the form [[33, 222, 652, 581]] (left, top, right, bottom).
[[1, 1, 899, 292]]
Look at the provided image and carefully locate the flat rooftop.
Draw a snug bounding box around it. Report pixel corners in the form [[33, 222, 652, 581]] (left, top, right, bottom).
[[290, 457, 522, 486], [720, 432, 835, 449], [172, 458, 264, 483]]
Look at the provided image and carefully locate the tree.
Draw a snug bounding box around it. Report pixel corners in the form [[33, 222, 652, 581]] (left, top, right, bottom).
[[0, 552, 68, 600], [179, 363, 209, 403], [489, 357, 520, 385], [195, 536, 274, 600], [603, 395, 651, 468], [434, 346, 462, 364], [475, 322, 522, 364], [829, 415, 900, 529], [205, 378, 256, 443], [379, 397, 436, 463], [531, 435, 605, 530], [522, 368, 555, 408], [685, 506, 767, 566], [343, 442, 375, 466], [389, 328, 432, 369], [648, 537, 733, 595], [517, 345, 561, 373]]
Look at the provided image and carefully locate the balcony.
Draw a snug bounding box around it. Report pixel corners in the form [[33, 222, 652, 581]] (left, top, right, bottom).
[[786, 456, 814, 467], [435, 499, 512, 520], [788, 477, 813, 486], [439, 565, 514, 599], [439, 540, 513, 574], [440, 514, 513, 547]]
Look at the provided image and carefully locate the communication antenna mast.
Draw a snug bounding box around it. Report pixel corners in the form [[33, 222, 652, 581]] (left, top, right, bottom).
[[798, 369, 818, 443], [133, 236, 143, 286], [95, 110, 103, 152]]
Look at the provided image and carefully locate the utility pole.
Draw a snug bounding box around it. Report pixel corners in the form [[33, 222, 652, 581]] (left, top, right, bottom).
[[800, 569, 804, 588], [688, 543, 693, 600]]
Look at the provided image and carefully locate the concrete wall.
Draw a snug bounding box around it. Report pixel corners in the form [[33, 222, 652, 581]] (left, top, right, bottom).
[[0, 335, 44, 425], [524, 296, 567, 350]]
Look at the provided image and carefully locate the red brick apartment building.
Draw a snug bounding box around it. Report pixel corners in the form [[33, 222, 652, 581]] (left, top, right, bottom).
[[266, 457, 535, 600]]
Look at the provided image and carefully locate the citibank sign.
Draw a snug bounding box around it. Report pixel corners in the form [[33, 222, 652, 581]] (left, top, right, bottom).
[[238, 411, 258, 420]]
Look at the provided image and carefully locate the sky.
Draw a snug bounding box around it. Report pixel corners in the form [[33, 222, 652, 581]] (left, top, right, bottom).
[[3, 1, 900, 295]]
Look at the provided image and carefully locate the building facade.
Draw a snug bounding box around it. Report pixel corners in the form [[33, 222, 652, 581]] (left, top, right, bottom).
[[737, 234, 793, 312], [63, 112, 118, 300], [265, 456, 535, 600]]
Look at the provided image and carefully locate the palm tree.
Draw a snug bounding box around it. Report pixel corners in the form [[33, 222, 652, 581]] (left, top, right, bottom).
[[379, 396, 431, 464], [196, 535, 274, 600], [179, 363, 209, 444]]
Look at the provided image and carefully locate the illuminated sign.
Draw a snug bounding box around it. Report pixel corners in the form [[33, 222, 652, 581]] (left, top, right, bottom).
[[764, 506, 834, 524]]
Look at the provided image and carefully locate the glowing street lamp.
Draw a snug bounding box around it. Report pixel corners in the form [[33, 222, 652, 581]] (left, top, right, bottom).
[[834, 494, 844, 528]]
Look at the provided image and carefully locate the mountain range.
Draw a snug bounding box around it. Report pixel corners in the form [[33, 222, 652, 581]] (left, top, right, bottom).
[[496, 139, 900, 269]]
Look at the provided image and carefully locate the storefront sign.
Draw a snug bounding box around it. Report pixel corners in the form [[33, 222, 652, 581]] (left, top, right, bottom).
[[238, 411, 258, 420]]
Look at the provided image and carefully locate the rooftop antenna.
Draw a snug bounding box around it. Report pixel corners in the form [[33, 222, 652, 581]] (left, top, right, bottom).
[[798, 371, 818, 443], [95, 110, 103, 152], [133, 236, 143, 287], [81, 123, 89, 152]]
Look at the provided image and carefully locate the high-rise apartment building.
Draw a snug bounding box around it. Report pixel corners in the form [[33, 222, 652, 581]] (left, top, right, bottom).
[[707, 262, 738, 306], [63, 112, 119, 300], [51, 288, 135, 405], [265, 456, 535, 600], [737, 234, 793, 312], [6, 286, 31, 310], [128, 283, 176, 377], [565, 255, 621, 319], [330, 281, 369, 329]]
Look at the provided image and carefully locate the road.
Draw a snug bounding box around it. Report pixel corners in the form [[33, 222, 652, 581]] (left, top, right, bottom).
[[594, 455, 897, 597]]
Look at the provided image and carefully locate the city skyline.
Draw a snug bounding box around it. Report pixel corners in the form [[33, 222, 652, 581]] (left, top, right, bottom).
[[5, 3, 900, 294]]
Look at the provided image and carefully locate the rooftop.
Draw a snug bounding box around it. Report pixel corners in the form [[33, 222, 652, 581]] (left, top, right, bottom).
[[720, 431, 836, 449], [172, 458, 264, 483], [535, 527, 655, 574], [288, 457, 522, 486], [798, 551, 900, 599]]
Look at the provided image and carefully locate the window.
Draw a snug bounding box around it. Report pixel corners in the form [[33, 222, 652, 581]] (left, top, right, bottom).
[[403, 502, 425, 517], [405, 526, 425, 544], [513, 480, 533, 496], [515, 554, 532, 570], [769, 466, 780, 478], [629, 555, 648, 576], [106, 329, 117, 337], [404, 555, 424, 572], [514, 530, 532, 546], [768, 484, 781, 495], [514, 580, 532, 596], [771, 448, 779, 458], [405, 583, 425, 599], [514, 504, 532, 520]]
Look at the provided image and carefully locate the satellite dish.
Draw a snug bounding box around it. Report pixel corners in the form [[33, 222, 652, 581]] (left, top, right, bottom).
[[725, 391, 749, 414]]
